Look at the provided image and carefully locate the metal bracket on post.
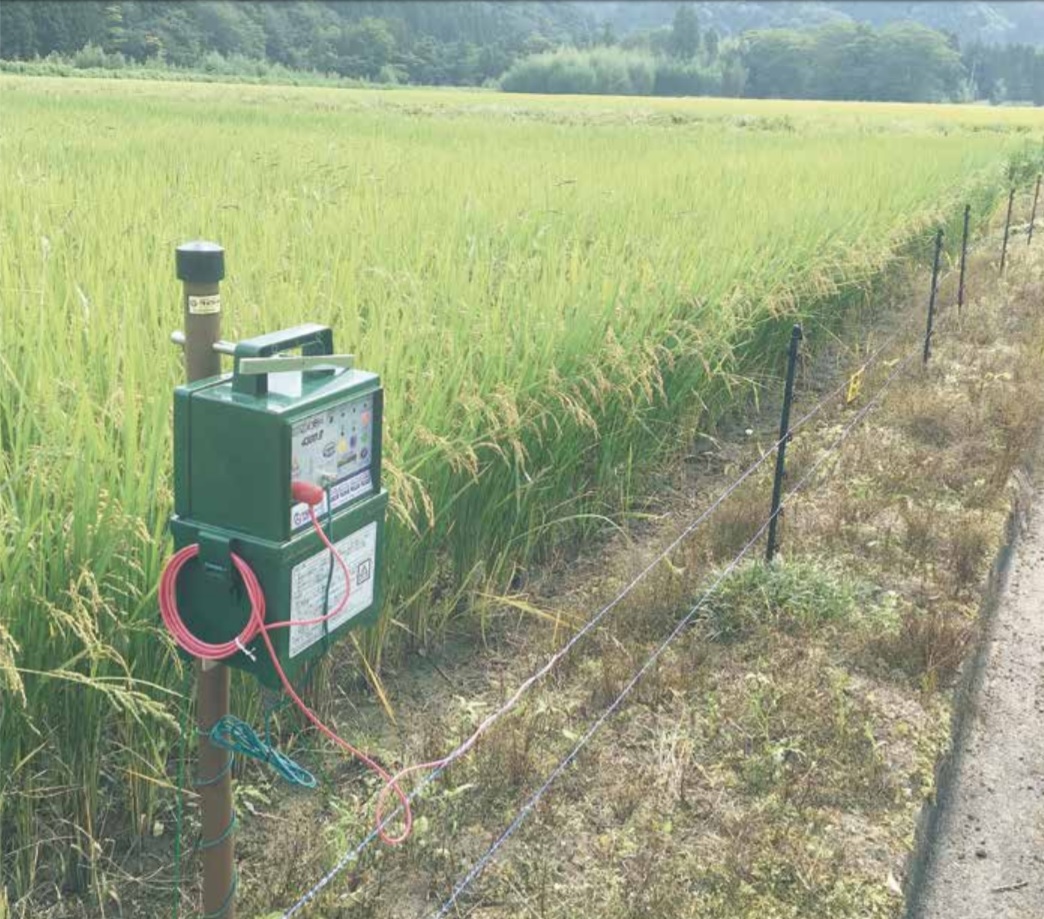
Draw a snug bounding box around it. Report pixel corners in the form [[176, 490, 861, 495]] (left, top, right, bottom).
[[1000, 187, 1015, 273], [957, 204, 970, 313], [766, 324, 802, 563], [170, 329, 237, 358], [923, 228, 944, 365], [175, 240, 237, 919], [1028, 174, 1041, 247]]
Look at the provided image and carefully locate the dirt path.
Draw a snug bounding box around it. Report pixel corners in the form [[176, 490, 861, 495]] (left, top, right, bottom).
[[913, 477, 1044, 918]]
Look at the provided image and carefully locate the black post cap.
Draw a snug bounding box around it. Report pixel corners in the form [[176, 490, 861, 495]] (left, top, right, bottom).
[[176, 241, 225, 284]]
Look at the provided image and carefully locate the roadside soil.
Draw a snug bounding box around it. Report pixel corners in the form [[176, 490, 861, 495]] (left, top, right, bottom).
[[911, 472, 1044, 917]]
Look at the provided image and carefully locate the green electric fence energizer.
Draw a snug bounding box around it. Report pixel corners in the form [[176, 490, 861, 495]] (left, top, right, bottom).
[[168, 250, 388, 689]]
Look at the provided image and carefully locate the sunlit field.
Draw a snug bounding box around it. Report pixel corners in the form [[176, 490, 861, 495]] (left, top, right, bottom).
[[1, 74, 1041, 895]]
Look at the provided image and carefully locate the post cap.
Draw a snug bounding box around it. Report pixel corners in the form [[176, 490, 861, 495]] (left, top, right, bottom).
[[176, 241, 225, 284]]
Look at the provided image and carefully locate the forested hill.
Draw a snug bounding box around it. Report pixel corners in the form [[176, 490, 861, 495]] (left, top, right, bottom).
[[4, 1, 1044, 70], [1, 1, 1042, 104], [593, 2, 1044, 48], [0, 2, 597, 80]]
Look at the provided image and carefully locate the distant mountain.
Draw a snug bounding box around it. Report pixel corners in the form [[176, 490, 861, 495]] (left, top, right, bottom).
[[588, 2, 1044, 47]]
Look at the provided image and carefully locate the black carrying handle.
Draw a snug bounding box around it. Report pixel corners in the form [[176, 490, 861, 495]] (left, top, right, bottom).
[[232, 323, 334, 397]]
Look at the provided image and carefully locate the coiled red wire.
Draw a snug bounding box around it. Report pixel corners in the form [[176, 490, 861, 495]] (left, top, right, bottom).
[[158, 503, 415, 846]]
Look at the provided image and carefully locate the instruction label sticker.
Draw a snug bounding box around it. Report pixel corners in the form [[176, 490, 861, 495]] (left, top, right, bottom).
[[188, 294, 221, 315], [289, 394, 375, 530], [288, 521, 376, 658], [290, 469, 372, 531]]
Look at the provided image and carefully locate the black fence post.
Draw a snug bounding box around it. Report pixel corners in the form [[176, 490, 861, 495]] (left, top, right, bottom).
[[1000, 187, 1015, 272], [923, 228, 944, 365], [765, 324, 802, 563], [957, 203, 970, 312], [1028, 174, 1041, 247]]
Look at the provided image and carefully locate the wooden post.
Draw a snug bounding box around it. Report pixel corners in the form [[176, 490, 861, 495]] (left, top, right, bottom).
[[175, 241, 236, 919]]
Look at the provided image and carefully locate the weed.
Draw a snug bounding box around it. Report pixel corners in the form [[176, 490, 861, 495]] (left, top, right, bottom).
[[702, 484, 768, 564], [946, 513, 992, 593], [706, 558, 859, 641], [900, 500, 939, 572], [874, 603, 975, 692]]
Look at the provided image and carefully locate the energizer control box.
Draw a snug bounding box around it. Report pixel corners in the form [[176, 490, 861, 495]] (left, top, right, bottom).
[[169, 324, 388, 687], [173, 324, 383, 542]]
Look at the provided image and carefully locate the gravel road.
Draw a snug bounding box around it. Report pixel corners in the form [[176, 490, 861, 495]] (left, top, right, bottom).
[[913, 487, 1044, 918]]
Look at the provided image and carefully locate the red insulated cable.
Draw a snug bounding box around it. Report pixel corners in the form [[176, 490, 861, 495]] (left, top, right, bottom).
[[159, 495, 413, 845], [159, 546, 265, 659]]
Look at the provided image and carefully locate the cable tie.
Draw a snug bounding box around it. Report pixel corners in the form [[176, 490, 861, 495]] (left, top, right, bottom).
[[235, 637, 257, 662]]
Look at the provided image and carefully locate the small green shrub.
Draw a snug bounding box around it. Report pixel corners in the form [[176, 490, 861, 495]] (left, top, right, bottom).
[[706, 559, 862, 640]]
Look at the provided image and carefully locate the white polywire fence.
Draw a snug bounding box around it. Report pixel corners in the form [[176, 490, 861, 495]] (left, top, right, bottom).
[[279, 326, 919, 918], [421, 342, 921, 919]]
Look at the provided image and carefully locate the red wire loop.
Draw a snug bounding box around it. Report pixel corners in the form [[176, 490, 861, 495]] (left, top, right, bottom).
[[158, 506, 413, 846], [159, 546, 265, 659]]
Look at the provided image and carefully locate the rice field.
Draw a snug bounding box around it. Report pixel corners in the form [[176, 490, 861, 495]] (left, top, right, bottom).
[[0, 75, 1041, 900]]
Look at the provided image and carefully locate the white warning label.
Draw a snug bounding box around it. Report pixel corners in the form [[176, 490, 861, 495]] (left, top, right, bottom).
[[288, 521, 377, 658], [187, 294, 221, 315]]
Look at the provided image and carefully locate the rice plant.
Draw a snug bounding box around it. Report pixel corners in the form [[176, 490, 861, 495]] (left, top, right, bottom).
[[0, 75, 1040, 901]]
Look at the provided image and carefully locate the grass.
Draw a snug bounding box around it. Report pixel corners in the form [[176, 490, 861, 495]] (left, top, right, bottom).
[[0, 74, 1042, 907]]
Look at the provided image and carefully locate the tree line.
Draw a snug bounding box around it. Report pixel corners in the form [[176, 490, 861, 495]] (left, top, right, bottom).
[[505, 12, 1044, 104], [0, 1, 598, 85], [1, 0, 1041, 104]]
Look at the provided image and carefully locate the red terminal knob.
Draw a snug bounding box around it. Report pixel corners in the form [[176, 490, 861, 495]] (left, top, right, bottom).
[[291, 480, 325, 507]]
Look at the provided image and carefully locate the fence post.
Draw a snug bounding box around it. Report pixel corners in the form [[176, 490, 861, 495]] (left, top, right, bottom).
[[175, 241, 237, 919], [957, 204, 970, 312], [1029, 174, 1041, 247], [765, 324, 802, 563], [1000, 187, 1015, 272], [923, 228, 944, 365]]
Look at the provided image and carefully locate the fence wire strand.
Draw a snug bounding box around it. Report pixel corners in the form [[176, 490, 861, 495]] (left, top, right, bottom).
[[788, 324, 907, 434], [281, 323, 921, 918], [786, 345, 921, 502], [425, 511, 774, 918], [420, 340, 921, 919], [280, 428, 786, 916]]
